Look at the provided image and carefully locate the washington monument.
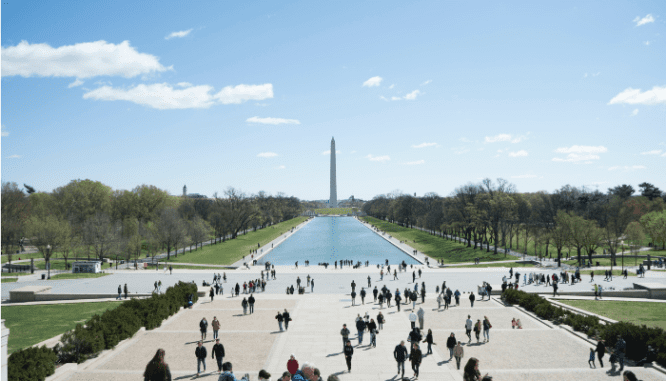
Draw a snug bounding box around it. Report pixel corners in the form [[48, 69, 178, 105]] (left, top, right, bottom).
[[329, 137, 337, 207]]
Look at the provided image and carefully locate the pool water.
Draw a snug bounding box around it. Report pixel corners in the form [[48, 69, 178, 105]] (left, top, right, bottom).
[[259, 216, 420, 265]]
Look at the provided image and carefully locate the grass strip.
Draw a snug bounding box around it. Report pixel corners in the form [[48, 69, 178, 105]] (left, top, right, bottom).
[[163, 217, 308, 265], [1, 277, 18, 283], [362, 216, 509, 264], [556, 300, 666, 330], [3, 301, 123, 354], [48, 273, 111, 280]]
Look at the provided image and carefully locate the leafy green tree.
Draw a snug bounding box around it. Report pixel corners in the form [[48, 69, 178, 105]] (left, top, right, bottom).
[[608, 184, 635, 199], [639, 182, 663, 201], [26, 214, 70, 278], [83, 213, 120, 262], [155, 207, 185, 259], [53, 179, 112, 226], [1, 182, 30, 258], [640, 211, 666, 249]]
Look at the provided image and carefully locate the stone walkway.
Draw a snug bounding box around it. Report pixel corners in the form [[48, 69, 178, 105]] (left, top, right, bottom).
[[51, 290, 665, 381]]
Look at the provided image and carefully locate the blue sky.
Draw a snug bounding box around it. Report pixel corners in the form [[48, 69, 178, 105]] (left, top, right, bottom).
[[2, 1, 665, 201]]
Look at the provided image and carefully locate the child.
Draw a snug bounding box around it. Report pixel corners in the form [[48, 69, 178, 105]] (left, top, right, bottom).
[[511, 318, 517, 329], [588, 348, 596, 368]]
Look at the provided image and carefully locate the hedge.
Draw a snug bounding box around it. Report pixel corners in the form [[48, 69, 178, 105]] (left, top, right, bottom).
[[502, 288, 666, 367], [8, 281, 198, 380]]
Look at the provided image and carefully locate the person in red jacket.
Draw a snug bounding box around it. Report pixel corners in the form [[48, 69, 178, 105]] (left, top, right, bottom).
[[287, 354, 299, 376]]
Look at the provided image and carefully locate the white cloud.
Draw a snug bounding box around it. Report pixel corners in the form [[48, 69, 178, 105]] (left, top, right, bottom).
[[554, 145, 608, 154], [1, 125, 8, 137], [485, 133, 529, 143], [608, 86, 666, 105], [7, 155, 21, 159], [214, 84, 274, 104], [366, 154, 390, 162], [68, 79, 84, 88], [632, 109, 639, 116], [552, 145, 607, 162], [663, 153, 666, 157], [403, 90, 422, 100], [508, 150, 528, 157], [404, 160, 425, 165], [1, 40, 170, 78], [322, 150, 341, 155], [485, 134, 512, 143], [83, 82, 272, 109], [421, 80, 432, 86], [459, 137, 473, 143], [350, 150, 356, 154], [641, 150, 663, 155], [511, 174, 537, 179], [176, 82, 193, 87], [411, 142, 437, 148], [362, 76, 383, 87], [633, 14, 655, 26], [389, 84, 395, 89], [165, 29, 193, 40], [453, 148, 470, 155], [246, 116, 300, 125], [257, 152, 278, 158], [391, 96, 402, 101], [277, 165, 286, 169], [608, 165, 646, 171], [644, 41, 651, 46]]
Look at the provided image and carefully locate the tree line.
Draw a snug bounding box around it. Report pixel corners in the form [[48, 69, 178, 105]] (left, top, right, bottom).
[[362, 180, 666, 267], [1, 180, 302, 269]]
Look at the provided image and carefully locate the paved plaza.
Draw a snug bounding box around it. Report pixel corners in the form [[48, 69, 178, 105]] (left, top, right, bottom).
[[3, 265, 657, 381]]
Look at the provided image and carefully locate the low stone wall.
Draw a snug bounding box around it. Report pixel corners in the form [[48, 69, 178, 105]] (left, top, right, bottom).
[[485, 284, 652, 298], [34, 293, 154, 301]]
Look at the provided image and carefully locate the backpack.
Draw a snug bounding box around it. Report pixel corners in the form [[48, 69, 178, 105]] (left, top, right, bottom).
[[411, 293, 417, 301]]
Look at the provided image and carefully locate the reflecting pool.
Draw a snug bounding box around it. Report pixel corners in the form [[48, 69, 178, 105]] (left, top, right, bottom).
[[259, 216, 420, 265]]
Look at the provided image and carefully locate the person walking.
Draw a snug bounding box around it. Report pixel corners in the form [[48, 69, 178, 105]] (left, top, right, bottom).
[[287, 355, 299, 376], [117, 285, 122, 300], [615, 335, 626, 371], [596, 339, 606, 368], [454, 289, 461, 306], [437, 293, 443, 310], [158, 280, 162, 293], [446, 332, 457, 359], [465, 315, 473, 343], [453, 341, 464, 370], [344, 340, 354, 373], [409, 311, 417, 329], [143, 348, 172, 381], [473, 319, 481, 343], [368, 319, 378, 348], [417, 307, 425, 330], [355, 316, 366, 346], [373, 286, 378, 302], [241, 297, 248, 314], [212, 339, 225, 373], [124, 283, 128, 299], [469, 292, 475, 308], [588, 348, 596, 368], [368, 275, 371, 288], [351, 280, 356, 293], [195, 341, 207, 376], [212, 316, 220, 340], [394, 341, 408, 379], [276, 311, 284, 331], [409, 343, 422, 379], [377, 312, 385, 330], [248, 294, 255, 313], [209, 287, 214, 302], [310, 279, 314, 293], [340, 324, 350, 351], [423, 329, 434, 355], [199, 317, 208, 341], [483, 316, 491, 342], [360, 288, 366, 304], [350, 290, 356, 306], [394, 292, 400, 311], [283, 309, 291, 330], [154, 281, 158, 293]]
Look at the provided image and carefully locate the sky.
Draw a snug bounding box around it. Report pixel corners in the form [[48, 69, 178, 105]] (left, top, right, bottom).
[[1, 1, 665, 201]]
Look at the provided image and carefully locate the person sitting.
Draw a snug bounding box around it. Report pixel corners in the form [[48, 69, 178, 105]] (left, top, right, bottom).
[[516, 319, 522, 329], [635, 345, 657, 366], [511, 318, 517, 329]]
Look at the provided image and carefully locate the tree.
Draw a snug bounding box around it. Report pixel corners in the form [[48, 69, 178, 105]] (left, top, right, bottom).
[[53, 179, 113, 227], [640, 211, 666, 249], [223, 188, 256, 239], [639, 182, 663, 201], [83, 213, 120, 262], [2, 182, 31, 259], [155, 207, 185, 260], [26, 215, 70, 278], [625, 221, 646, 266], [608, 184, 635, 200], [188, 216, 211, 251], [598, 196, 632, 268], [552, 211, 571, 266]]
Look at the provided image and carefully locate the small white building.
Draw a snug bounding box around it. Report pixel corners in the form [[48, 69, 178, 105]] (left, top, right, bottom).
[[72, 261, 102, 274]]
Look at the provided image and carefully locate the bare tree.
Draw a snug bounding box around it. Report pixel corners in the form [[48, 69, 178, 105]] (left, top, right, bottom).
[[155, 207, 185, 260]]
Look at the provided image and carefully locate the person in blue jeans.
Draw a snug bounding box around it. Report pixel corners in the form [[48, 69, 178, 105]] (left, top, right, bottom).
[[195, 341, 207, 376], [117, 285, 122, 300], [483, 316, 491, 342], [615, 335, 626, 371], [394, 341, 408, 379]]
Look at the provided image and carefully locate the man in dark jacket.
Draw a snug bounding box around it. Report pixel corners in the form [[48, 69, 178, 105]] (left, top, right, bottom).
[[199, 318, 208, 341], [124, 283, 128, 299], [283, 309, 291, 330], [469, 292, 475, 307], [340, 324, 350, 351], [212, 339, 225, 373], [409, 343, 422, 379], [355, 317, 366, 346], [248, 294, 255, 313], [351, 280, 356, 292], [373, 286, 378, 302], [360, 288, 366, 304], [117, 285, 122, 300], [351, 290, 356, 306], [394, 341, 408, 379], [195, 341, 207, 375], [344, 341, 354, 372]]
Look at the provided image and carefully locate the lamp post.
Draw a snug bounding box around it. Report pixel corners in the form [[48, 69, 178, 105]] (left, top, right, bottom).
[[116, 255, 118, 270], [46, 244, 51, 280]]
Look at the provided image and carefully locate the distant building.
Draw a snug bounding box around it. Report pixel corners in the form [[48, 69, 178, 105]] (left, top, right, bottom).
[[187, 193, 207, 199], [183, 185, 187, 196], [72, 261, 101, 274]]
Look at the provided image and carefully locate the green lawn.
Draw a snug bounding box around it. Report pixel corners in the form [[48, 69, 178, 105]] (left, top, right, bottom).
[[34, 260, 70, 271], [1, 277, 18, 283], [1, 252, 45, 263], [557, 300, 666, 330], [563, 257, 645, 267], [446, 262, 539, 269], [577, 269, 635, 277], [2, 301, 123, 354], [163, 217, 308, 265], [315, 208, 352, 215], [362, 216, 509, 263], [48, 272, 111, 280], [165, 264, 234, 270], [2, 272, 30, 277]]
